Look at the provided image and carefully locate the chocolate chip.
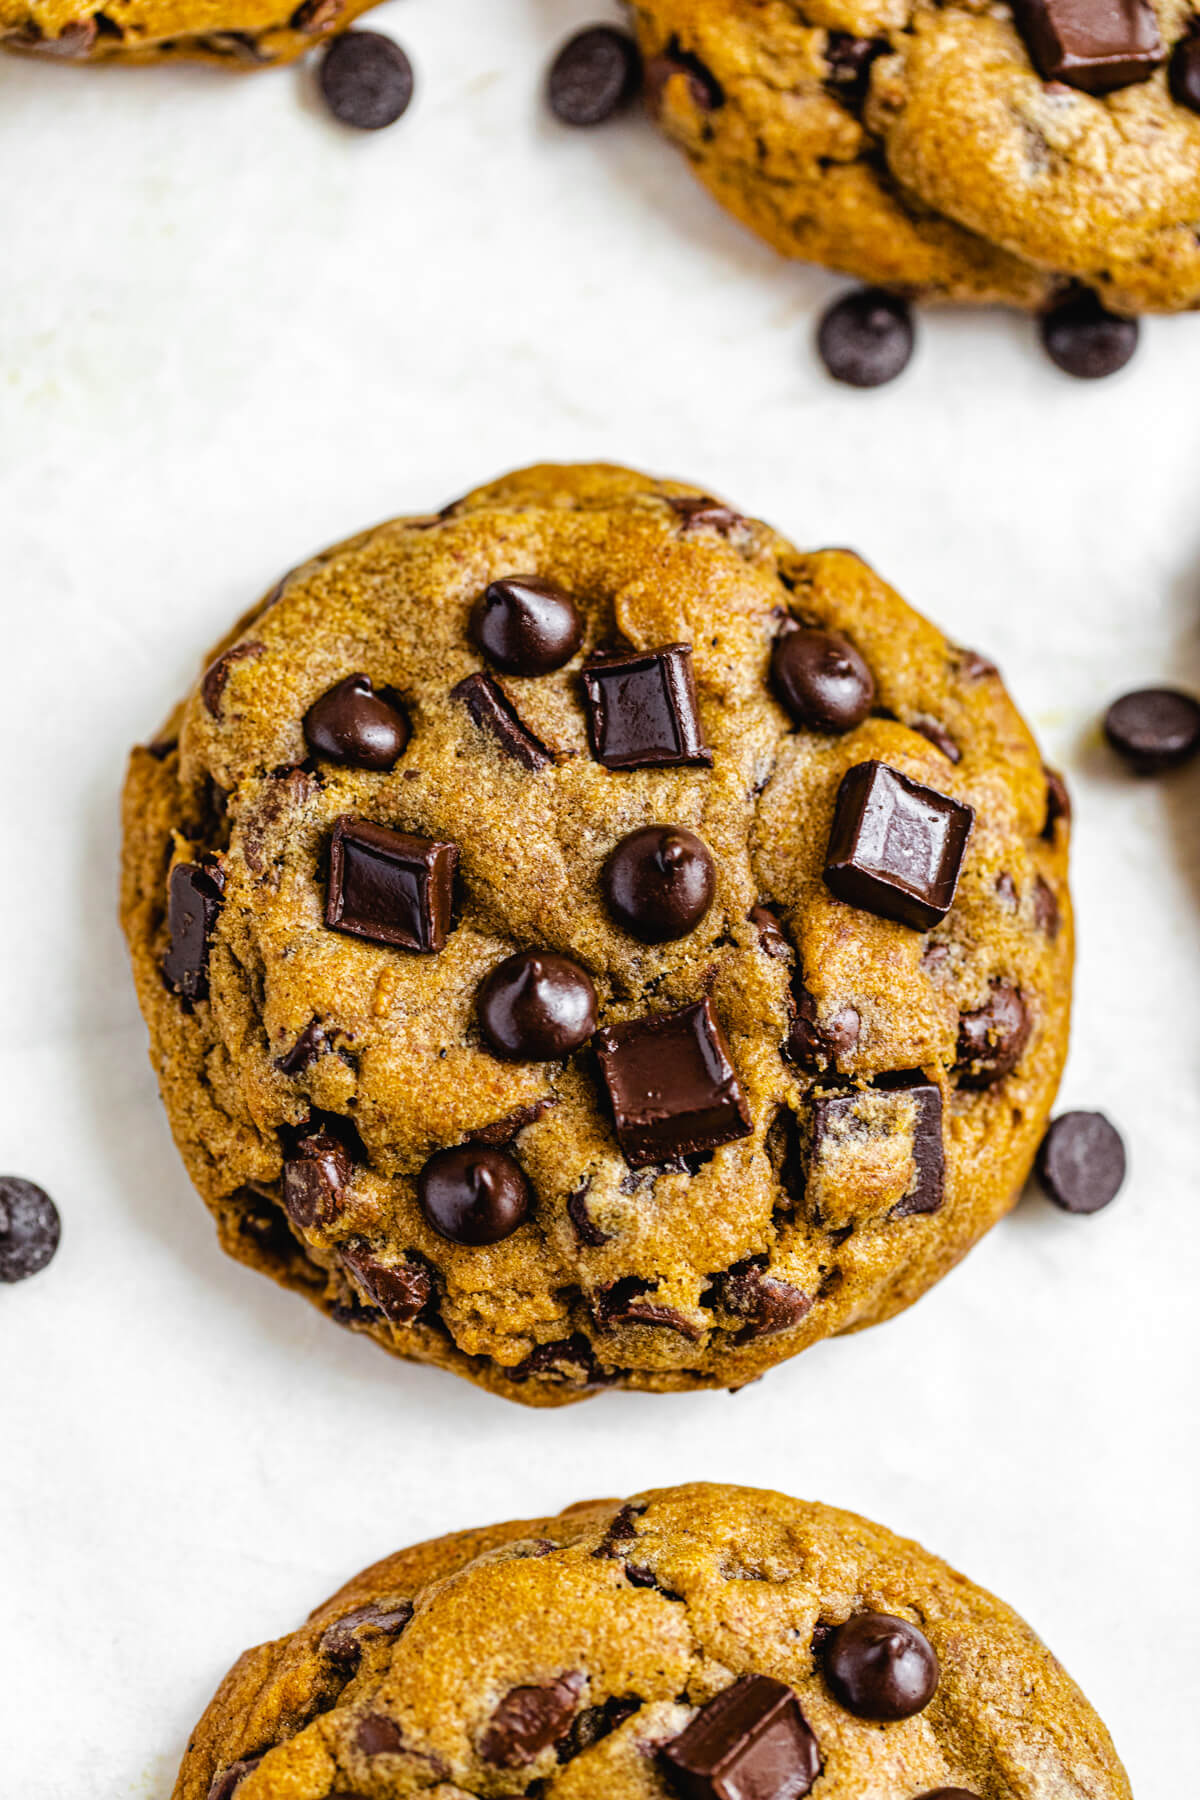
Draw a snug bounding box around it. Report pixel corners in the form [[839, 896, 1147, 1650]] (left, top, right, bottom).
[[282, 1130, 351, 1229], [786, 980, 859, 1071], [452, 671, 554, 771], [547, 25, 642, 125], [912, 716, 961, 763], [206, 1758, 264, 1800], [581, 644, 711, 770], [1043, 766, 1071, 837], [668, 496, 744, 534], [817, 290, 914, 389], [201, 641, 264, 716], [341, 1245, 432, 1321], [465, 1099, 555, 1145], [659, 1675, 821, 1800], [557, 1696, 641, 1761], [319, 1600, 413, 1667], [477, 951, 597, 1059], [480, 1673, 585, 1766], [594, 997, 752, 1168], [1103, 687, 1200, 773], [824, 761, 974, 931], [326, 817, 457, 952], [358, 1714, 405, 1754], [274, 1018, 328, 1076], [0, 1178, 61, 1284], [1040, 291, 1139, 379], [1036, 1111, 1126, 1213], [1169, 32, 1200, 107], [602, 825, 716, 943], [771, 627, 875, 733], [418, 1146, 531, 1245], [809, 1079, 944, 1219], [1032, 874, 1061, 939], [1012, 0, 1162, 90], [749, 904, 791, 960], [471, 576, 584, 675], [514, 1334, 609, 1385], [303, 674, 410, 770], [712, 1259, 812, 1341], [593, 1278, 703, 1340], [823, 1612, 939, 1720], [825, 32, 888, 106], [644, 36, 724, 112], [567, 1182, 611, 1246], [162, 860, 225, 1002], [319, 31, 414, 129], [955, 981, 1031, 1087]]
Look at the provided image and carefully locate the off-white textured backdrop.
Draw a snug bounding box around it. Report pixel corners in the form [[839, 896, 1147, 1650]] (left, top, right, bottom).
[[1, 3, 1198, 1793]]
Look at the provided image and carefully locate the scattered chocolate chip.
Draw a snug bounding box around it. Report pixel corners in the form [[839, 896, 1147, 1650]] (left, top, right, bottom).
[[319, 30, 414, 129], [162, 860, 225, 1002], [593, 1278, 703, 1340], [471, 576, 584, 675], [771, 626, 875, 733], [1169, 32, 1200, 107], [201, 642, 264, 717], [581, 644, 711, 769], [824, 761, 974, 931], [341, 1245, 432, 1322], [557, 1696, 641, 1761], [955, 981, 1031, 1087], [817, 289, 914, 389], [326, 816, 458, 952], [1103, 687, 1200, 773], [922, 940, 951, 969], [547, 25, 642, 125], [668, 496, 744, 534], [567, 1183, 611, 1247], [1043, 766, 1072, 836], [1032, 874, 1061, 939], [465, 1099, 555, 1146], [660, 1675, 820, 1800], [303, 674, 410, 770], [1036, 1111, 1126, 1213], [749, 904, 791, 960], [7, 16, 98, 53], [1012, 0, 1162, 91], [810, 1079, 944, 1219], [594, 997, 752, 1168], [207, 1758, 264, 1800], [912, 716, 961, 763], [358, 1714, 406, 1755], [786, 980, 859, 1071], [0, 1178, 61, 1284], [823, 1612, 939, 1721], [452, 671, 554, 771], [274, 1018, 329, 1076], [1040, 291, 1139, 379], [319, 1600, 413, 1667], [477, 951, 597, 1059], [146, 736, 177, 760], [481, 1674, 585, 1767], [712, 1259, 812, 1341], [418, 1146, 530, 1245], [644, 35, 724, 111], [603, 825, 716, 943], [825, 32, 888, 106]]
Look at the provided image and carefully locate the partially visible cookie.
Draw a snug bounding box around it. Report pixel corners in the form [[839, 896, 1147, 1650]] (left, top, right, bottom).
[[171, 1482, 1131, 1800], [0, 0, 376, 65]]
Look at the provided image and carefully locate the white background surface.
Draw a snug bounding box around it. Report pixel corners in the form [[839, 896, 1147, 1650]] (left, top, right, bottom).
[[2, 2, 1198, 1792]]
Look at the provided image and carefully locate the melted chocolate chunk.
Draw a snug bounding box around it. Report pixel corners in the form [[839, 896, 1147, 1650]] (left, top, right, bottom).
[[749, 904, 791, 960], [514, 1334, 609, 1386], [547, 25, 642, 125], [668, 496, 744, 534], [567, 1182, 611, 1246], [201, 642, 264, 716], [594, 998, 752, 1168], [319, 1599, 413, 1667], [1043, 766, 1072, 837], [1169, 32, 1200, 108], [418, 1146, 530, 1245], [0, 1177, 61, 1284], [282, 1130, 351, 1228], [1033, 874, 1061, 939], [603, 825, 716, 943], [712, 1258, 813, 1342], [340, 1245, 432, 1322], [645, 35, 725, 111], [162, 860, 225, 1003], [477, 950, 597, 1059], [592, 1278, 703, 1340], [824, 761, 974, 931], [470, 576, 584, 674], [326, 817, 457, 952], [303, 673, 410, 770], [912, 716, 961, 763], [452, 671, 554, 771], [581, 644, 711, 770], [808, 1078, 944, 1222], [955, 981, 1031, 1087], [1012, 0, 1162, 91], [480, 1673, 585, 1767], [822, 1612, 939, 1721], [659, 1675, 821, 1800], [1103, 687, 1200, 773], [206, 1758, 264, 1800]]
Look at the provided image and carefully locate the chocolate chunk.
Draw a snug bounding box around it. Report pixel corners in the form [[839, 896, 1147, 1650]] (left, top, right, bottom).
[[471, 576, 584, 675], [786, 981, 859, 1071], [201, 641, 264, 716], [955, 648, 997, 681], [162, 860, 225, 1002], [594, 1501, 645, 1552], [1103, 687, 1200, 773], [282, 1130, 351, 1229], [1033, 874, 1061, 939], [465, 1099, 555, 1145], [1040, 291, 1139, 379], [593, 1278, 704, 1340], [452, 671, 554, 771], [567, 1182, 611, 1246], [712, 1259, 813, 1341], [912, 716, 961, 763], [771, 626, 875, 733], [668, 496, 744, 534], [274, 1018, 328, 1076], [207, 1758, 264, 1800], [341, 1246, 432, 1322], [418, 1146, 531, 1245], [326, 817, 457, 952], [358, 1714, 405, 1755], [750, 904, 791, 960], [603, 825, 716, 943], [808, 1079, 944, 1222], [660, 1674, 820, 1800], [319, 31, 414, 129], [1012, 0, 1162, 91], [645, 36, 724, 111], [547, 25, 642, 125], [0, 1177, 61, 1284], [581, 644, 711, 770], [1043, 766, 1071, 837], [558, 1696, 641, 1761], [477, 951, 597, 1059], [824, 761, 974, 931], [822, 1612, 939, 1721], [304, 674, 410, 770], [1170, 32, 1200, 108], [1036, 1111, 1126, 1213], [825, 32, 888, 107], [7, 16, 98, 53], [319, 1600, 413, 1667], [514, 1334, 609, 1385], [594, 998, 752, 1168], [817, 290, 914, 389], [480, 1673, 585, 1767], [290, 0, 341, 31], [955, 982, 1031, 1087]]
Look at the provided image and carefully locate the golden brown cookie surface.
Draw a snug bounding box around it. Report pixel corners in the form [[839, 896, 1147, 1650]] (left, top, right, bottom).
[[120, 461, 1071, 1406], [0, 0, 375, 65], [173, 1482, 1130, 1800]]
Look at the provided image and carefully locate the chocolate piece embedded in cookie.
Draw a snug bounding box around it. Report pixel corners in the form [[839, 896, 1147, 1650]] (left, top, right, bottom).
[[1012, 0, 1163, 93], [326, 817, 457, 951], [1103, 687, 1200, 773], [581, 643, 711, 769], [823, 1612, 939, 1721], [771, 626, 875, 731], [817, 290, 914, 389], [418, 1146, 531, 1245], [471, 576, 584, 674], [660, 1674, 821, 1800], [1036, 1111, 1126, 1213], [594, 998, 751, 1168], [303, 673, 409, 769], [602, 825, 715, 942], [162, 861, 225, 1003], [824, 762, 973, 931], [548, 26, 642, 126], [452, 671, 555, 771]]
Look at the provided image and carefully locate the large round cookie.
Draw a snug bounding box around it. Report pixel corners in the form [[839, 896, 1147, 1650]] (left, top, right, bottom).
[[629, 0, 1200, 314], [0, 0, 375, 65], [173, 1482, 1130, 1799], [120, 461, 1072, 1406]]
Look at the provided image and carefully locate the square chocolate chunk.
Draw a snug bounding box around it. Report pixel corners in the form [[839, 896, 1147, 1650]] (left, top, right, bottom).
[[806, 1077, 944, 1227], [660, 1674, 820, 1800], [594, 997, 751, 1168], [326, 816, 457, 952], [581, 643, 712, 769], [824, 761, 973, 931], [1012, 0, 1162, 93]]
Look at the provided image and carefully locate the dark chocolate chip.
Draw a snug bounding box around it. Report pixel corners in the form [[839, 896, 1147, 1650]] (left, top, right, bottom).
[[452, 671, 554, 771], [547, 25, 642, 125], [319, 31, 414, 129], [786, 980, 859, 1072], [201, 642, 264, 716], [162, 860, 225, 1002], [809, 1079, 944, 1219], [477, 951, 597, 1060], [326, 816, 457, 952], [480, 1673, 585, 1767], [712, 1259, 813, 1341], [207, 1758, 264, 1800], [594, 997, 752, 1168], [465, 1099, 555, 1146], [817, 289, 914, 389], [824, 761, 974, 931], [418, 1146, 530, 1245], [823, 1612, 939, 1721], [0, 1178, 61, 1284], [1040, 291, 1139, 379], [1043, 766, 1072, 836], [825, 32, 888, 106], [594, 1501, 645, 1552], [771, 627, 875, 733], [1033, 874, 1061, 939], [283, 1130, 351, 1228], [319, 1600, 413, 1667], [1103, 687, 1200, 774], [567, 1182, 611, 1246], [1036, 1111, 1126, 1213], [994, 872, 1018, 909], [645, 36, 724, 111], [668, 496, 744, 534], [341, 1245, 432, 1322], [303, 674, 410, 770], [581, 644, 711, 769], [358, 1714, 406, 1755], [603, 825, 716, 943], [471, 576, 584, 675], [557, 1696, 641, 1761], [659, 1674, 821, 1800], [912, 716, 961, 763], [1012, 0, 1162, 91], [955, 981, 1031, 1087], [749, 904, 791, 960], [592, 1278, 704, 1340], [1169, 32, 1200, 107], [514, 1334, 609, 1386], [274, 1018, 328, 1076]]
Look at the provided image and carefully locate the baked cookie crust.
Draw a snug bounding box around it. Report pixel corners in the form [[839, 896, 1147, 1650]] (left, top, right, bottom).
[[0, 0, 375, 66]]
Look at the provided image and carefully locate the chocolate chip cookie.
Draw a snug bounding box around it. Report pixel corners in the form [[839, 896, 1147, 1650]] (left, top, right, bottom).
[[172, 1482, 1130, 1800], [120, 461, 1072, 1406], [0, 0, 375, 65], [629, 0, 1200, 313]]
